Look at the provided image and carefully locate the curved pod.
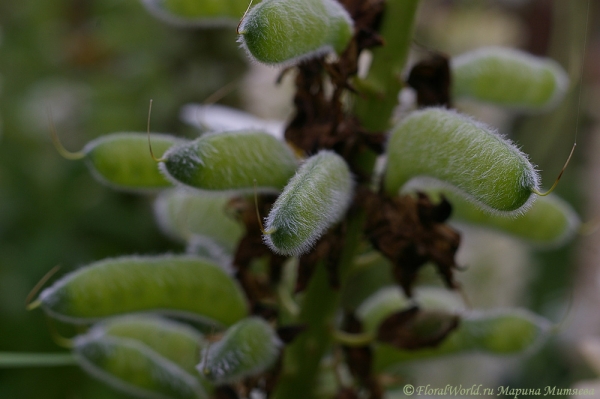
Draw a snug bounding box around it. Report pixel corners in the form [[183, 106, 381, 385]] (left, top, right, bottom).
[[264, 151, 354, 256], [238, 0, 354, 66], [384, 108, 540, 213], [452, 47, 569, 111], [37, 255, 248, 326], [160, 130, 298, 193], [198, 317, 281, 384]]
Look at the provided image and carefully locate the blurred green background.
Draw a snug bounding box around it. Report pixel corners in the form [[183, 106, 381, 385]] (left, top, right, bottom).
[[0, 0, 599, 398]]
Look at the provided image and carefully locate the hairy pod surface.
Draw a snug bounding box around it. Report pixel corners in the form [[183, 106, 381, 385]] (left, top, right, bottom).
[[74, 332, 207, 399], [154, 189, 244, 255], [141, 0, 248, 27], [374, 309, 551, 368], [98, 315, 207, 375], [198, 317, 281, 384], [420, 188, 580, 247], [160, 130, 298, 193], [384, 108, 540, 213], [452, 47, 569, 111], [264, 151, 353, 256], [37, 255, 248, 326], [237, 0, 354, 66], [83, 133, 180, 192]]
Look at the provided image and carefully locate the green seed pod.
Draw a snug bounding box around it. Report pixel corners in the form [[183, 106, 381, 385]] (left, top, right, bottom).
[[99, 315, 207, 376], [160, 130, 298, 193], [452, 47, 569, 111], [74, 332, 206, 399], [72, 133, 180, 192], [384, 108, 540, 214], [141, 0, 248, 27], [36, 255, 248, 326], [374, 309, 550, 369], [198, 317, 281, 384], [154, 189, 244, 261], [237, 0, 354, 66], [356, 286, 465, 334], [422, 187, 580, 247], [264, 151, 354, 256]]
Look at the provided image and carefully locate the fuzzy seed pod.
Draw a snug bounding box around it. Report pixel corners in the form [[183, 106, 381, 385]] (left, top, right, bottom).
[[160, 130, 298, 193], [89, 315, 207, 376], [153, 189, 244, 259], [264, 151, 354, 256], [452, 47, 569, 112], [36, 255, 248, 326], [384, 108, 540, 214], [374, 309, 551, 368], [237, 0, 354, 66], [74, 132, 181, 192], [74, 331, 207, 399], [419, 187, 580, 247], [198, 317, 281, 384]]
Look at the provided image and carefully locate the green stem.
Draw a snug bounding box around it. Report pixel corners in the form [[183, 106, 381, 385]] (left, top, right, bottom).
[[353, 0, 420, 132], [271, 209, 366, 399], [0, 352, 77, 368]]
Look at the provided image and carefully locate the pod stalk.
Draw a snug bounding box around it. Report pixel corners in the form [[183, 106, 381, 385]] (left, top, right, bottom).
[[532, 142, 576, 197], [48, 111, 85, 160]]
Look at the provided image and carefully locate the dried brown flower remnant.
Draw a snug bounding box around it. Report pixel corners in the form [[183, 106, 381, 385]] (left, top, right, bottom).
[[406, 52, 452, 108], [362, 191, 461, 296]]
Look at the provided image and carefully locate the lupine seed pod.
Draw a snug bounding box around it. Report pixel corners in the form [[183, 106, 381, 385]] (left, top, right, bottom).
[[198, 317, 281, 384], [63, 133, 181, 192], [98, 315, 207, 375], [153, 189, 244, 256], [374, 309, 551, 369], [141, 0, 248, 27], [237, 0, 354, 66], [264, 151, 354, 256], [35, 255, 248, 326], [420, 187, 580, 247], [356, 286, 465, 334], [160, 130, 298, 193], [384, 108, 540, 214], [74, 332, 207, 399], [452, 47, 569, 112]]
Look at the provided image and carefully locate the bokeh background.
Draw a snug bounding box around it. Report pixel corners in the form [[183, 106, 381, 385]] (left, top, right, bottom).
[[0, 0, 599, 398]]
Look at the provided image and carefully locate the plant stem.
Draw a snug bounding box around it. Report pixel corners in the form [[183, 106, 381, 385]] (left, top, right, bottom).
[[353, 0, 420, 132], [271, 209, 366, 399], [0, 352, 76, 368]]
